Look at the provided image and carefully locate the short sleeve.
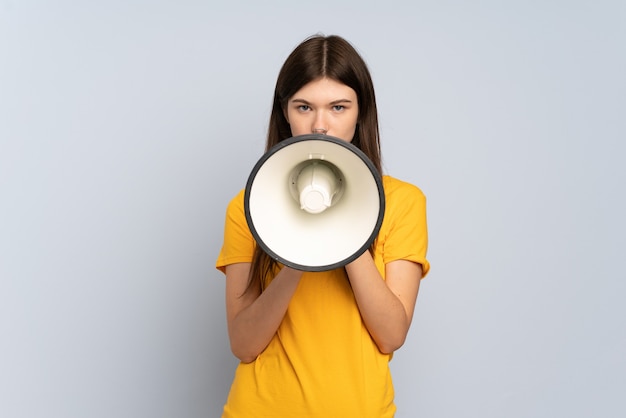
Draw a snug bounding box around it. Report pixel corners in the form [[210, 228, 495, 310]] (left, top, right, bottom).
[[215, 189, 256, 274], [380, 177, 430, 278]]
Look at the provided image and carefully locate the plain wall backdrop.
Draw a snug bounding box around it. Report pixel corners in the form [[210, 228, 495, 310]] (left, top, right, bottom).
[[1, 1, 624, 417]]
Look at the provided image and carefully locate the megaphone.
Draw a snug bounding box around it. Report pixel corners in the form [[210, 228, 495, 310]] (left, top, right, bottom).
[[244, 134, 385, 272]]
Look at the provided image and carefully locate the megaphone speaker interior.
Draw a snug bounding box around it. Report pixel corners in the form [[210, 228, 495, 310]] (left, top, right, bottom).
[[244, 134, 385, 272]]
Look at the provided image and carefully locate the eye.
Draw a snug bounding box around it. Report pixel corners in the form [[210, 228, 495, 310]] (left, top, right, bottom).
[[297, 105, 311, 112], [333, 105, 345, 112]]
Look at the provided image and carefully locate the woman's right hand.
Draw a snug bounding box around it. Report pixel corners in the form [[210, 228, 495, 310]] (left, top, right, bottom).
[[225, 263, 303, 363]]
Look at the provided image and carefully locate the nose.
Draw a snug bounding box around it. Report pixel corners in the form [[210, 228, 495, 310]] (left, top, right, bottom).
[[312, 112, 328, 135]]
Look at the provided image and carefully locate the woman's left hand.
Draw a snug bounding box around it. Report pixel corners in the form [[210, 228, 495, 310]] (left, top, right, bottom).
[[344, 252, 422, 354]]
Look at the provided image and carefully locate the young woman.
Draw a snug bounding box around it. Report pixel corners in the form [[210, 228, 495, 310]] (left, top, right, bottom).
[[216, 34, 430, 417]]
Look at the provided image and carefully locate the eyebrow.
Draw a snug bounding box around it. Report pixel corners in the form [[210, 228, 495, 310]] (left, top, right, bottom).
[[290, 98, 353, 105]]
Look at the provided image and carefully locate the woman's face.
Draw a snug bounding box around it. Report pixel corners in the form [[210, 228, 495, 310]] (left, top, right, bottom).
[[285, 78, 359, 142]]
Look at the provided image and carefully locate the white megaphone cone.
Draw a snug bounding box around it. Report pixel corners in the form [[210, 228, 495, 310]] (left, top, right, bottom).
[[244, 134, 385, 272]]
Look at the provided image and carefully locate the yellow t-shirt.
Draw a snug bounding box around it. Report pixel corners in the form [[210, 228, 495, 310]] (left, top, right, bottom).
[[216, 175, 429, 418]]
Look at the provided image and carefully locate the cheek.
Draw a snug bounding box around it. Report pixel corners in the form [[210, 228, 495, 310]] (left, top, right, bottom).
[[289, 124, 308, 136], [286, 115, 308, 135], [345, 117, 359, 137]]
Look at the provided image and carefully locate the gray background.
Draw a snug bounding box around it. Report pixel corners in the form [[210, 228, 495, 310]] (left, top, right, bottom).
[[1, 1, 624, 417]]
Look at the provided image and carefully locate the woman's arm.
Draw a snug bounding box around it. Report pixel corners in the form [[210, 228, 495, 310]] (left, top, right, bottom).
[[345, 251, 422, 354], [224, 263, 303, 363]]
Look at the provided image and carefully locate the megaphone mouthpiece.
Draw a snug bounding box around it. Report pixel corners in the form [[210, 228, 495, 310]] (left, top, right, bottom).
[[296, 161, 341, 214]]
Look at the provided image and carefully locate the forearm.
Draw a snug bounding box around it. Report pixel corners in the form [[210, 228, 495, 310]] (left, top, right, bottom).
[[227, 266, 303, 362], [345, 252, 417, 353]]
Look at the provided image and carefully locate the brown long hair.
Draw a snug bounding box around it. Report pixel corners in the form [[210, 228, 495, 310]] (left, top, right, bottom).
[[248, 34, 382, 293]]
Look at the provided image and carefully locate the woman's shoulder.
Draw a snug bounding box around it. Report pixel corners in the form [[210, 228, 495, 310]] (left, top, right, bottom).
[[223, 189, 247, 219], [227, 188, 246, 206], [382, 175, 426, 201]]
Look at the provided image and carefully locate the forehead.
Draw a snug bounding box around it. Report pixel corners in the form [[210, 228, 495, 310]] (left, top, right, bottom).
[[290, 77, 357, 101]]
